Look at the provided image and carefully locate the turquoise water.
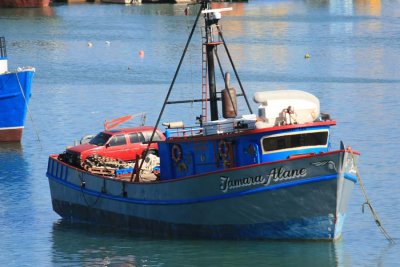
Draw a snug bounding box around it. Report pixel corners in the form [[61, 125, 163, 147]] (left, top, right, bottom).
[[1, 1, 400, 266]]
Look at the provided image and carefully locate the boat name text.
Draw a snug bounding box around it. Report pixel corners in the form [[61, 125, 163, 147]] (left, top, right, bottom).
[[220, 175, 267, 193], [220, 167, 307, 193], [268, 167, 307, 182]]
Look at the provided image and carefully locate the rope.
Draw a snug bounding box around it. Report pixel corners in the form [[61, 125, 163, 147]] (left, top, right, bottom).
[[78, 172, 102, 208], [15, 71, 42, 148], [349, 151, 395, 244]]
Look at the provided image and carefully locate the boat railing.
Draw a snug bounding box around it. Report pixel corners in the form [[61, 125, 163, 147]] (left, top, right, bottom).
[[202, 115, 257, 135], [165, 126, 204, 139]]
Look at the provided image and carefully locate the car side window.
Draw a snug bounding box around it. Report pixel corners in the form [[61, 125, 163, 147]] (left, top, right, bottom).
[[108, 134, 127, 146], [129, 133, 140, 144]]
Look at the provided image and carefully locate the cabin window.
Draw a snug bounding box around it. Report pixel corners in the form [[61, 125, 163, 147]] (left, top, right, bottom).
[[109, 134, 127, 146], [262, 130, 328, 153]]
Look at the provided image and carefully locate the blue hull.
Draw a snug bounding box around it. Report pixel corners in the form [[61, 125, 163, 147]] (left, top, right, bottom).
[[0, 68, 34, 141], [51, 198, 342, 240], [47, 151, 358, 240]]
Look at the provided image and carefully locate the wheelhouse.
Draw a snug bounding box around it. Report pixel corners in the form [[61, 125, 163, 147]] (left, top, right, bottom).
[[158, 121, 334, 181]]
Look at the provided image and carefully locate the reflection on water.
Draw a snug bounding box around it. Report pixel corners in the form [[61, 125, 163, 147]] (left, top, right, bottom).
[[51, 220, 345, 267], [121, 3, 188, 16], [0, 6, 55, 17], [330, 0, 353, 16], [354, 0, 381, 16], [0, 142, 30, 259], [0, 142, 23, 153]]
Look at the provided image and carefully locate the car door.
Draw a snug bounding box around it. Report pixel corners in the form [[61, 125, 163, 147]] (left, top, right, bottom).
[[137, 132, 149, 156], [104, 134, 129, 160], [128, 132, 145, 160]]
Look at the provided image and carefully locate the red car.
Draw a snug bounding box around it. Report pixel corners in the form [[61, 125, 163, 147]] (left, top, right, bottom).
[[64, 126, 165, 167]]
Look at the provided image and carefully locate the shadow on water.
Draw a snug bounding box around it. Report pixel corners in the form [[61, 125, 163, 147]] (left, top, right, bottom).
[[51, 220, 347, 267]]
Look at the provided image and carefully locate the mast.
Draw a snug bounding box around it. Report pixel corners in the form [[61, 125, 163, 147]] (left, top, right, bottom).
[[203, 1, 219, 121], [131, 1, 249, 181], [201, 3, 248, 121]]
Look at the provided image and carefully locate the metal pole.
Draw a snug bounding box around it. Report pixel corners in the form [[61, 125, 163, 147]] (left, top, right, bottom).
[[205, 13, 219, 121]]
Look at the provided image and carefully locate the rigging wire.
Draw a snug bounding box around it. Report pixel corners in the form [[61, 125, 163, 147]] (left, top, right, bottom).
[[130, 3, 204, 183], [216, 25, 253, 115]]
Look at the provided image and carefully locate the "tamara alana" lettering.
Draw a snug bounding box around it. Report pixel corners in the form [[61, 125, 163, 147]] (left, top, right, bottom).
[[268, 167, 307, 182], [219, 166, 307, 193], [220, 175, 268, 193]]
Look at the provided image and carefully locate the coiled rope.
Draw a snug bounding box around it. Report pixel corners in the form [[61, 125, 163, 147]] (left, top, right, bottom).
[[350, 151, 395, 244]]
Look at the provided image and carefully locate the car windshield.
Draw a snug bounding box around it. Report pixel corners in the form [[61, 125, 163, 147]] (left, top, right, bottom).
[[89, 132, 112, 146]]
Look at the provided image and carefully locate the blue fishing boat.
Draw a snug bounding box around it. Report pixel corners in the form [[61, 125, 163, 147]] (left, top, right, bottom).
[[0, 37, 35, 142], [47, 1, 360, 240]]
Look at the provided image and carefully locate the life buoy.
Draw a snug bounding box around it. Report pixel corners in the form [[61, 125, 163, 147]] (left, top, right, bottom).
[[218, 140, 229, 159], [171, 144, 183, 162]]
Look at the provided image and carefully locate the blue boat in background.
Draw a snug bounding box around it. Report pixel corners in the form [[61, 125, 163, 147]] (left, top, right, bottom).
[[47, 1, 360, 240], [0, 37, 35, 142]]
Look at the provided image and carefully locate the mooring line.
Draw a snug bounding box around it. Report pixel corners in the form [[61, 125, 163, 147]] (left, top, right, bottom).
[[78, 172, 102, 208], [16, 71, 42, 148], [350, 151, 395, 244]]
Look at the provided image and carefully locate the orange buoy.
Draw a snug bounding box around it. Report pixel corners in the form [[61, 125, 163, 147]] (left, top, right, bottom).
[[139, 50, 144, 57]]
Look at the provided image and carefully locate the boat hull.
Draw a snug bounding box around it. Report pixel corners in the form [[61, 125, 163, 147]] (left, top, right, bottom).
[[0, 69, 34, 142], [47, 150, 358, 240]]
